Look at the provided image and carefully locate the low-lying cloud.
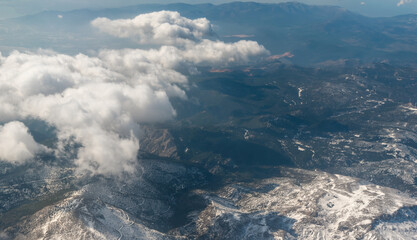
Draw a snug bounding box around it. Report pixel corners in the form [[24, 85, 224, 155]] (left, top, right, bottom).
[[0, 11, 268, 175], [91, 11, 213, 46], [397, 0, 412, 6], [0, 121, 46, 164]]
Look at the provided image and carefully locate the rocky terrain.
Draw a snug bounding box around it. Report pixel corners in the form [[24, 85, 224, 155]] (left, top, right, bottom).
[[3, 166, 417, 239], [2, 61, 417, 239]]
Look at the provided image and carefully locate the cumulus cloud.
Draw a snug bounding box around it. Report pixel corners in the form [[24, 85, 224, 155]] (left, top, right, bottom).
[[0, 11, 268, 176], [0, 51, 180, 175], [98, 40, 268, 74], [91, 11, 213, 46], [0, 121, 46, 164], [397, 0, 412, 6]]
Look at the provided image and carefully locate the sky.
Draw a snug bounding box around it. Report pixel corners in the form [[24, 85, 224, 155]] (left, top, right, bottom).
[[0, 0, 416, 19]]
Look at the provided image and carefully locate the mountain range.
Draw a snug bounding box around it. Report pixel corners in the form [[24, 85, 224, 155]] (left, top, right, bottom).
[[1, 2, 417, 65]]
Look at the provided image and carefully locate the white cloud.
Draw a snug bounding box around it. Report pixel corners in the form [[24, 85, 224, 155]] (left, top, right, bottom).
[[0, 121, 46, 164], [97, 40, 268, 74], [0, 11, 268, 175], [397, 0, 412, 6], [91, 11, 213, 46], [0, 51, 180, 175]]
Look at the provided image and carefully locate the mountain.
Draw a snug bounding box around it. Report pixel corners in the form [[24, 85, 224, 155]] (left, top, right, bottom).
[[5, 166, 417, 239], [1, 2, 417, 65], [3, 60, 417, 239]]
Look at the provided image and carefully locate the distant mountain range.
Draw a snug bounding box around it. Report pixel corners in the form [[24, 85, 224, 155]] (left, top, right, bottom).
[[1, 2, 417, 66]]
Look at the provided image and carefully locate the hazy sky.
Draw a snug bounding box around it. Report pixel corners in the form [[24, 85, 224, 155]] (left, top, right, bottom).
[[0, 0, 415, 19]]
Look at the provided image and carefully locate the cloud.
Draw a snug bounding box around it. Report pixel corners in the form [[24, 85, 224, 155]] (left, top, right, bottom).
[[91, 11, 213, 46], [224, 34, 255, 38], [0, 50, 181, 175], [267, 52, 294, 61], [397, 0, 412, 6], [98, 40, 268, 73], [0, 121, 46, 164], [0, 11, 268, 176]]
